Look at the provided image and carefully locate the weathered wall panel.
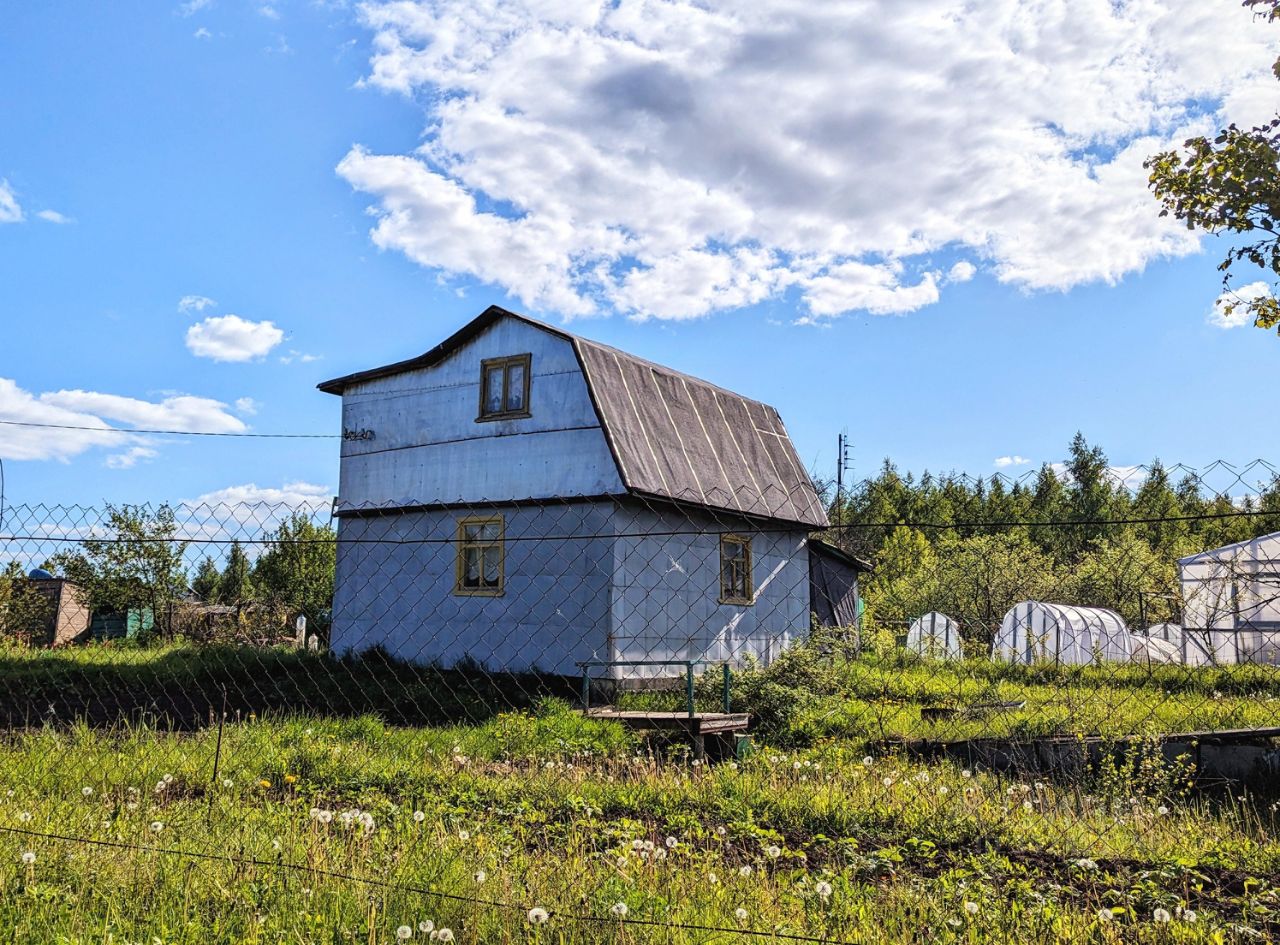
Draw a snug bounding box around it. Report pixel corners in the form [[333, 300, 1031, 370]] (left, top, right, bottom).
[[608, 502, 810, 681], [330, 503, 615, 676]]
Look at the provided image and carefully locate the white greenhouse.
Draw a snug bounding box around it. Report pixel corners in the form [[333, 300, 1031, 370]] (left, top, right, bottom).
[[1141, 622, 1223, 667], [1129, 634, 1181, 665], [905, 612, 964, 660], [1178, 532, 1280, 666], [992, 602, 1136, 665]]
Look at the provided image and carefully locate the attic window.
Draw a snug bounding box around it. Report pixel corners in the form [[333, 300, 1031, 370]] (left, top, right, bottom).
[[719, 534, 754, 605], [455, 515, 504, 596], [478, 354, 532, 420]]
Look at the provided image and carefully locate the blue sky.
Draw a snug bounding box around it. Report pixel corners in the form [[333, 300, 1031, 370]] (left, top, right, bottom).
[[1, 1, 1277, 511]]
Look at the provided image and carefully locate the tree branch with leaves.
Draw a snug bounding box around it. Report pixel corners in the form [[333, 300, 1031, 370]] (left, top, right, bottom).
[[1146, 0, 1280, 333]]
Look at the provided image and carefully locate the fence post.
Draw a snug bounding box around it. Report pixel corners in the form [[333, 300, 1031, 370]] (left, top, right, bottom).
[[722, 663, 731, 714], [581, 668, 591, 712], [686, 663, 695, 718]]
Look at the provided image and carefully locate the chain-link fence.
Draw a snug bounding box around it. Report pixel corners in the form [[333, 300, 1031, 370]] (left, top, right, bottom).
[[1, 462, 1280, 942]]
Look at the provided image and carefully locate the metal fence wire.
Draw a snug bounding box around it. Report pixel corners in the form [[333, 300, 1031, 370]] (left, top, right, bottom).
[[1, 462, 1280, 943]]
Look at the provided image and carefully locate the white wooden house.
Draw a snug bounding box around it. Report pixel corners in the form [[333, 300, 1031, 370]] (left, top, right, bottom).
[[318, 305, 864, 679]]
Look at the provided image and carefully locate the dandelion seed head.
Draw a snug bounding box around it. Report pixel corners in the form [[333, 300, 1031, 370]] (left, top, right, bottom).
[[413, 810, 426, 823], [1153, 908, 1172, 923], [396, 926, 413, 940], [611, 902, 628, 918], [963, 901, 979, 915], [19, 851, 35, 865], [1097, 909, 1113, 923], [738, 865, 752, 877], [150, 821, 164, 833], [734, 908, 748, 922], [527, 908, 549, 925], [473, 870, 486, 883], [418, 921, 434, 933], [815, 880, 833, 899]]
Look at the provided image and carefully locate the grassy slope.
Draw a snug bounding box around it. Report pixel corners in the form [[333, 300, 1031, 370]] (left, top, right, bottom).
[[1, 644, 1279, 942]]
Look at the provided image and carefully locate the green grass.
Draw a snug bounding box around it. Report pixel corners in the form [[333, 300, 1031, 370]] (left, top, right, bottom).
[[2, 642, 1280, 943]]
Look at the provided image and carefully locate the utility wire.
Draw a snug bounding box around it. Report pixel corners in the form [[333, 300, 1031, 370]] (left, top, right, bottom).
[[0, 419, 339, 439], [0, 824, 855, 945]]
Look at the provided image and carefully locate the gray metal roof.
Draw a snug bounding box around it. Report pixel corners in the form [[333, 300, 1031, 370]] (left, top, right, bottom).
[[319, 306, 828, 528]]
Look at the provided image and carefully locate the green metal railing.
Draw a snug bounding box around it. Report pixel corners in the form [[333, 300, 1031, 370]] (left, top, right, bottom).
[[576, 659, 732, 718]]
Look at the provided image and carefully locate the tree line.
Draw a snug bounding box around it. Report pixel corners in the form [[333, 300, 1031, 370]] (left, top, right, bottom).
[[828, 434, 1280, 645]]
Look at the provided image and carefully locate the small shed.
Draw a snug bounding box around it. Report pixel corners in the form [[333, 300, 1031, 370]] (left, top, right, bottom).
[[25, 571, 91, 647], [1178, 532, 1280, 665], [992, 602, 1135, 665], [906, 612, 964, 660], [808, 541, 870, 629]]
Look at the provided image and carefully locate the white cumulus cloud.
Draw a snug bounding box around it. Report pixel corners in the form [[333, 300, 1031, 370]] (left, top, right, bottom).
[[36, 209, 71, 224], [186, 314, 285, 362], [1210, 280, 1272, 329], [0, 378, 246, 463], [947, 261, 977, 284], [341, 0, 1278, 322], [0, 180, 23, 224], [994, 455, 1031, 468]]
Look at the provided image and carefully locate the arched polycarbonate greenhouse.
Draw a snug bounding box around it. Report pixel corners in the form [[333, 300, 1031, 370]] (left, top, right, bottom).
[[992, 602, 1135, 665], [905, 612, 964, 660]]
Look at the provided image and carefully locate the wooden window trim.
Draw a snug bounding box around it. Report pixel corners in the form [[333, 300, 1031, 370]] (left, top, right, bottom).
[[477, 354, 533, 422], [718, 533, 754, 606], [454, 515, 505, 597]]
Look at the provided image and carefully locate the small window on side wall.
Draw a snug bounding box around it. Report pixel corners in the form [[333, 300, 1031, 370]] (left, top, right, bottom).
[[719, 534, 753, 605], [455, 515, 504, 596], [478, 354, 531, 420]]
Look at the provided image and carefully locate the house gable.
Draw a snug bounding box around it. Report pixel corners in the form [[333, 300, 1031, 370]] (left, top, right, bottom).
[[333, 316, 625, 510], [320, 306, 827, 527]]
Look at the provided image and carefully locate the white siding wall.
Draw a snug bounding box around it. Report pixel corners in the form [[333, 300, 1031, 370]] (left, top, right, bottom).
[[336, 319, 624, 510]]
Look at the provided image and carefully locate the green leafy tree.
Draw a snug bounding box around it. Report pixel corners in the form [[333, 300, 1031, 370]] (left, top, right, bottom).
[[929, 533, 1063, 646], [1146, 1, 1280, 333], [1067, 533, 1181, 628], [0, 562, 54, 646], [216, 541, 254, 605], [191, 556, 221, 602], [252, 513, 337, 629], [49, 504, 189, 624], [861, 526, 937, 628]]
